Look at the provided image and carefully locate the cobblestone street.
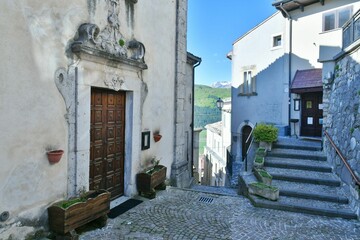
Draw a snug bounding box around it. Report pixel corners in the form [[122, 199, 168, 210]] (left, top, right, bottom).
[[80, 187, 360, 240]]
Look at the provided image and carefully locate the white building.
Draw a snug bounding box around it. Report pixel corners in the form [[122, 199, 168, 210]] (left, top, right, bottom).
[[229, 0, 360, 168], [203, 98, 231, 186], [0, 0, 199, 234]]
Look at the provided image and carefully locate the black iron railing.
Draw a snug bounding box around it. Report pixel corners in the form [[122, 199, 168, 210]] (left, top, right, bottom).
[[343, 9, 360, 49]]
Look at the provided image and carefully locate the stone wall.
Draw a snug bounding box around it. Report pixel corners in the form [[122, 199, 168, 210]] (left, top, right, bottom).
[[171, 0, 194, 188], [323, 43, 360, 214]]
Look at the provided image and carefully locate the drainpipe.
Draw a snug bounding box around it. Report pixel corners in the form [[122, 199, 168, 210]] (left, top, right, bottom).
[[74, 67, 79, 193], [191, 59, 201, 177], [172, 0, 180, 185], [279, 3, 293, 136]]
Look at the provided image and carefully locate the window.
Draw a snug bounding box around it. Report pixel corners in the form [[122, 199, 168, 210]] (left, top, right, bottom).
[[323, 7, 352, 32], [273, 35, 282, 47], [244, 71, 252, 93], [239, 69, 257, 96]]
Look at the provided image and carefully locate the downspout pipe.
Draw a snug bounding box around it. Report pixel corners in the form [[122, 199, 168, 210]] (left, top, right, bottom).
[[279, 3, 293, 136], [191, 58, 201, 177]]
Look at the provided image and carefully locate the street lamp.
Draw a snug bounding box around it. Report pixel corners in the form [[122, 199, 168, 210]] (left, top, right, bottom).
[[216, 98, 224, 110]]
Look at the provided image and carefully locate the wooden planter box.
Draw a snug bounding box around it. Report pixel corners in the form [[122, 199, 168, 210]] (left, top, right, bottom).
[[136, 165, 167, 198], [48, 189, 110, 235]]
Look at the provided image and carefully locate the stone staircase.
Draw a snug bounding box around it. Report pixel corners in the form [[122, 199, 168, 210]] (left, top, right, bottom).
[[243, 138, 358, 219]]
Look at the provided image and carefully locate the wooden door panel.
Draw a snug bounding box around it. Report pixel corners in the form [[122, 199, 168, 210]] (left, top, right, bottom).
[[90, 88, 125, 199], [301, 92, 323, 137]]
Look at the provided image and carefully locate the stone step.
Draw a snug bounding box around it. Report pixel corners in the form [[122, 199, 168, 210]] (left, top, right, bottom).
[[267, 148, 327, 161], [248, 194, 357, 219], [265, 157, 332, 172], [266, 167, 341, 186], [272, 180, 348, 204], [276, 137, 322, 150]]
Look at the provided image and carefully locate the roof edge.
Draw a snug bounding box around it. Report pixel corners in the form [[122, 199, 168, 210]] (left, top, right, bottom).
[[233, 11, 280, 45]]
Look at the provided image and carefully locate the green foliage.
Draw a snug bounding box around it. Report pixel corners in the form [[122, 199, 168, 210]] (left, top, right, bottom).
[[351, 128, 355, 134], [57, 197, 86, 209], [255, 156, 264, 163], [194, 84, 230, 128], [255, 169, 272, 179], [118, 39, 125, 47], [253, 123, 278, 143]]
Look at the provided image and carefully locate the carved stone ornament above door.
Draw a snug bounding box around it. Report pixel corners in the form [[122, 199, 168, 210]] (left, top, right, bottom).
[[71, 0, 147, 70]]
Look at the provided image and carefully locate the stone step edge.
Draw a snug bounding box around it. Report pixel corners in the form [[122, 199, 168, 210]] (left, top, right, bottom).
[[280, 190, 349, 204], [248, 195, 357, 220], [267, 152, 327, 161], [271, 174, 341, 186], [273, 143, 321, 151], [265, 161, 332, 173]]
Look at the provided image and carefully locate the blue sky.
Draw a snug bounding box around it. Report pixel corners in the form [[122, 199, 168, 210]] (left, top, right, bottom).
[[187, 0, 276, 86]]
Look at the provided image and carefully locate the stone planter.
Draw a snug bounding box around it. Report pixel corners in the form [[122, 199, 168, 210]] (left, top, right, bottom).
[[254, 168, 272, 185], [136, 165, 167, 198], [248, 182, 279, 201], [47, 189, 110, 235], [253, 156, 265, 168], [259, 141, 273, 151]]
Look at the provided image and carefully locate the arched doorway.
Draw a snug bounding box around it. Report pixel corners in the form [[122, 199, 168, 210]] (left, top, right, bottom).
[[242, 125, 253, 160]]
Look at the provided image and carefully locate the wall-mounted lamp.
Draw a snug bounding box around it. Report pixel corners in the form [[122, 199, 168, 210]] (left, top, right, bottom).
[[216, 98, 224, 110]]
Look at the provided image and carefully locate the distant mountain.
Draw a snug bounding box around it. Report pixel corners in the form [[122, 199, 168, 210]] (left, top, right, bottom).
[[210, 81, 231, 88], [194, 84, 231, 128]]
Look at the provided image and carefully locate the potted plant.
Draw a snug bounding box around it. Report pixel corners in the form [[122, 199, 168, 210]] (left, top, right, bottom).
[[47, 189, 110, 235], [136, 157, 166, 198], [253, 123, 278, 151], [46, 146, 64, 164], [153, 131, 162, 142]]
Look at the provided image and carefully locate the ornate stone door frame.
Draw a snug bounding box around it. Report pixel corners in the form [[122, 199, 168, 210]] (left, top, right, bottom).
[[55, 0, 147, 197]]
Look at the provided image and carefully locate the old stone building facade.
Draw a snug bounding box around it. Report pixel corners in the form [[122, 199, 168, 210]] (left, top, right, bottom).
[[0, 0, 197, 234]]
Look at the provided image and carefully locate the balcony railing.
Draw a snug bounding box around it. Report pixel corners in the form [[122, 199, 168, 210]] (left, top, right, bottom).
[[343, 9, 360, 49]]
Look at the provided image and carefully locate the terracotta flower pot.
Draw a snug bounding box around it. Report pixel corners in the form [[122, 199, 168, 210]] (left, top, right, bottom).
[[47, 150, 64, 164], [153, 134, 162, 142]]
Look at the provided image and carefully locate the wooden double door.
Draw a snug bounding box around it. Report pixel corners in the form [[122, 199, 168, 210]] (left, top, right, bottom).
[[90, 88, 125, 199], [300, 92, 323, 137]]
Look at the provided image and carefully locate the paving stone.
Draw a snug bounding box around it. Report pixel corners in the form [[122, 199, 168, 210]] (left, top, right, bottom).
[[79, 187, 360, 240]]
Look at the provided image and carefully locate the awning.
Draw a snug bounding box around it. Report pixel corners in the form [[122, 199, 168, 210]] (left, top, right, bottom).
[[290, 69, 323, 93]]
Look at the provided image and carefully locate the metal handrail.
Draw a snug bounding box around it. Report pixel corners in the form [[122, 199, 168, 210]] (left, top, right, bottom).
[[324, 130, 360, 186], [243, 123, 257, 172]]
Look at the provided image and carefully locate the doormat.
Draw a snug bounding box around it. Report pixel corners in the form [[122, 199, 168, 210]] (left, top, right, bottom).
[[108, 199, 143, 219]]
